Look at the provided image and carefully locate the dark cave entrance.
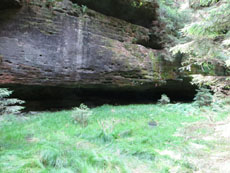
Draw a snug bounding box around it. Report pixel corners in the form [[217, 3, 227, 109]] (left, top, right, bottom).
[[2, 79, 197, 111]]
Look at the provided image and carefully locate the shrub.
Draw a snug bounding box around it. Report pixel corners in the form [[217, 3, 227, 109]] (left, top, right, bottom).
[[71, 104, 92, 127], [194, 88, 213, 107], [0, 88, 24, 115], [158, 94, 170, 104]]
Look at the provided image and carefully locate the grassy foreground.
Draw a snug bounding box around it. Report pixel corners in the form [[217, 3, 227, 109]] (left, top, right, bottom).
[[0, 104, 229, 173]]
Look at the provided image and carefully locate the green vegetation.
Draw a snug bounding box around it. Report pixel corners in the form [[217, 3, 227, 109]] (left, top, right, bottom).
[[158, 94, 170, 104], [71, 104, 92, 127], [157, 0, 188, 46], [189, 0, 219, 8], [2, 0, 230, 172], [171, 0, 230, 95], [0, 88, 24, 115], [1, 103, 229, 172], [194, 88, 213, 107]]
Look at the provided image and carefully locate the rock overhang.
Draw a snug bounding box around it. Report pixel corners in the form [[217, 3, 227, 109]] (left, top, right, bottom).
[[71, 0, 159, 27], [0, 0, 22, 10], [0, 0, 198, 109]]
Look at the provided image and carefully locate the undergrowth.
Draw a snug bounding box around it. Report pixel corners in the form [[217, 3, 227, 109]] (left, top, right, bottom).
[[0, 103, 229, 172]]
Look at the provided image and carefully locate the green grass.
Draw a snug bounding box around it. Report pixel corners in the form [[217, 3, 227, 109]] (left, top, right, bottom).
[[0, 104, 228, 173]]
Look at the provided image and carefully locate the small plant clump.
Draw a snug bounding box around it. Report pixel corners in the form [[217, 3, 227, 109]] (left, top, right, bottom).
[[158, 94, 170, 104], [0, 88, 24, 115], [194, 88, 213, 107], [71, 103, 92, 127], [72, 3, 88, 13]]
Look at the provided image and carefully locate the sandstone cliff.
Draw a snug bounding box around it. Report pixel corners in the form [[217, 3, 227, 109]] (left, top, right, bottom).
[[0, 0, 195, 107]]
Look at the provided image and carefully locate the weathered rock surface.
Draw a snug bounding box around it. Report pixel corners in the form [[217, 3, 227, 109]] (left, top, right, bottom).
[[0, 0, 196, 106]]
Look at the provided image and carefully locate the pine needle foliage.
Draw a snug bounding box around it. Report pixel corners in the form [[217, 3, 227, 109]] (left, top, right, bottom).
[[158, 94, 170, 104], [171, 0, 230, 94], [0, 88, 24, 115], [194, 87, 213, 106], [156, 0, 188, 47], [189, 0, 219, 8], [71, 104, 92, 127]]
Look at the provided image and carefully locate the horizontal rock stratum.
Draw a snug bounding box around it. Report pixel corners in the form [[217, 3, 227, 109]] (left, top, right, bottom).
[[0, 0, 193, 97]]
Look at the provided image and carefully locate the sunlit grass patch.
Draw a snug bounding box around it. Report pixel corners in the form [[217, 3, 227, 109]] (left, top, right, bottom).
[[0, 103, 228, 172]]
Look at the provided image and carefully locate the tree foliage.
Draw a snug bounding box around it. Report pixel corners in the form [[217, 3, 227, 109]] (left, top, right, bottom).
[[0, 88, 24, 115], [189, 0, 219, 8], [171, 0, 230, 95], [158, 94, 170, 104], [71, 104, 92, 127], [194, 87, 213, 106], [156, 0, 188, 47]]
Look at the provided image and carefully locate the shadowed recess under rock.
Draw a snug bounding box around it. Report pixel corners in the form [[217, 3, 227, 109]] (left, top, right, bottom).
[[1, 79, 197, 111], [0, 0, 22, 10], [71, 0, 158, 27], [0, 0, 197, 112]]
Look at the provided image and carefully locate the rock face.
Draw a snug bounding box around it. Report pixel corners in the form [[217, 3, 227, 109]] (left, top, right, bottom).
[[0, 0, 196, 107]]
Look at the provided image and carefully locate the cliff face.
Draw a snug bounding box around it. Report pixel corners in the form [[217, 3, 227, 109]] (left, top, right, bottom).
[[0, 0, 196, 106]]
